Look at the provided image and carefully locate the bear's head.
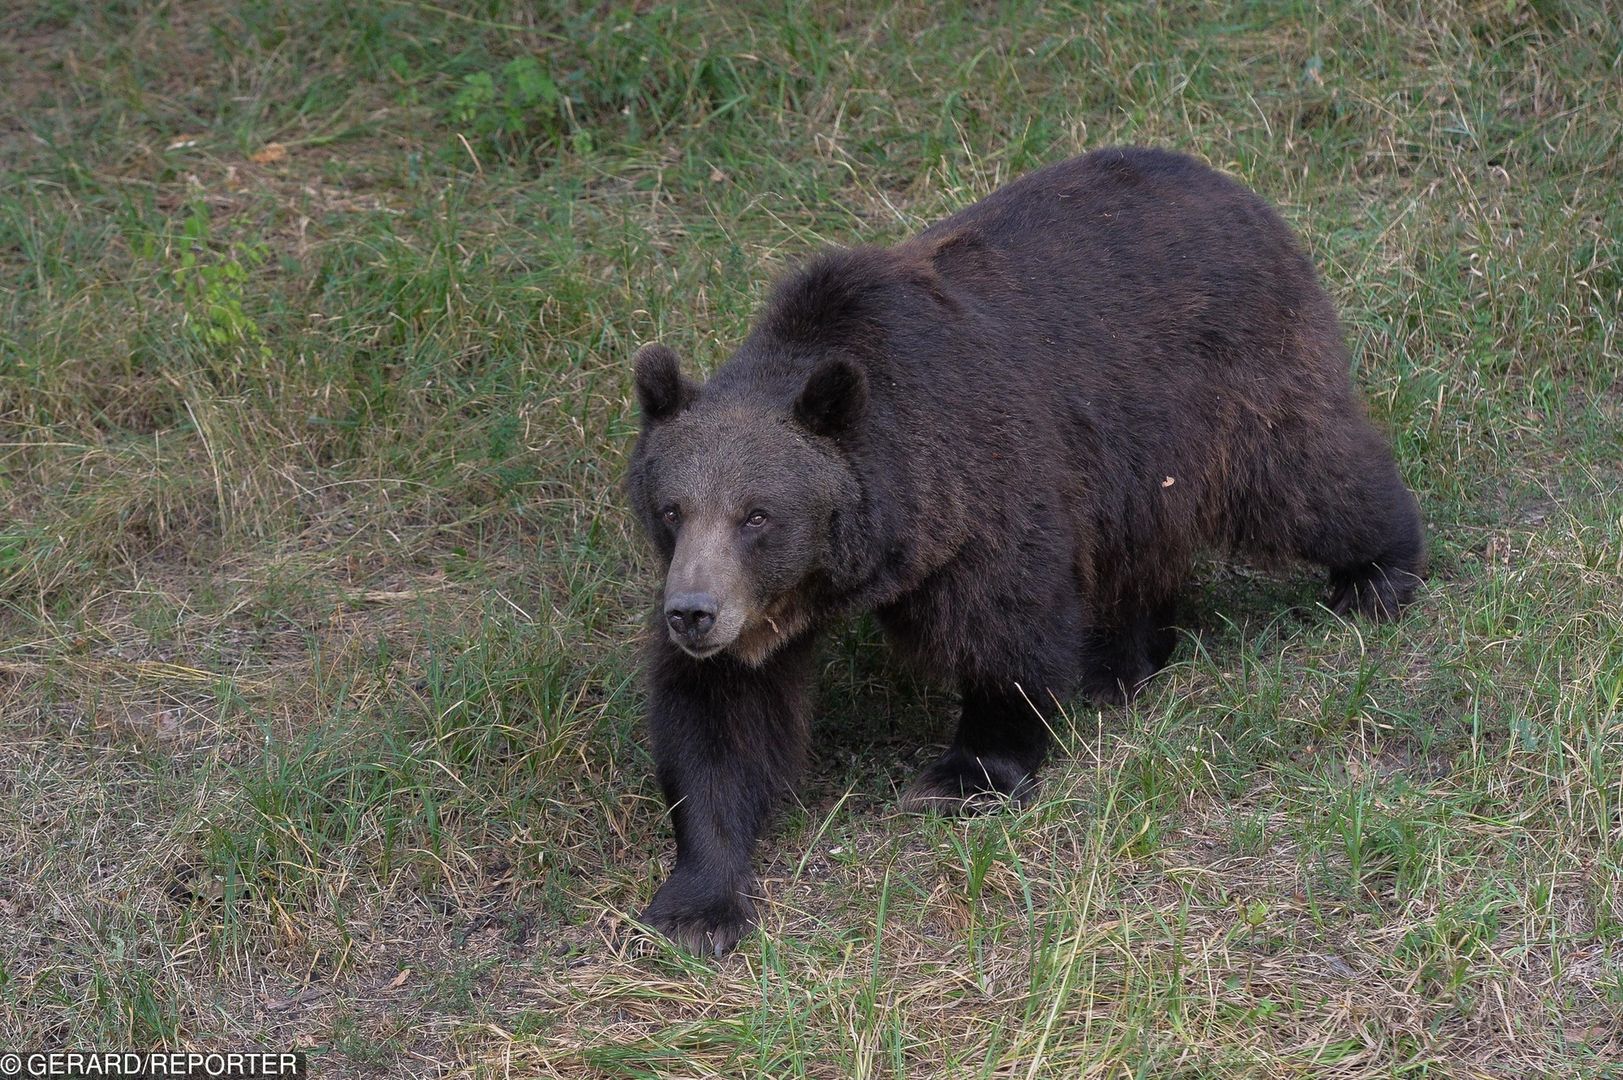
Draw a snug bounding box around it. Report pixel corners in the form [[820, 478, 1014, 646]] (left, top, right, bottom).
[[627, 342, 865, 665]]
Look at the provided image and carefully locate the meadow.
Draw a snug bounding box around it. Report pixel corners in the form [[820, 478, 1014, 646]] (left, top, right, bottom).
[[1, 1, 1620, 1076]]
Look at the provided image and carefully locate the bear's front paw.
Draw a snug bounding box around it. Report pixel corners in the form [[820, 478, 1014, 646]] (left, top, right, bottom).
[[900, 748, 1036, 815], [640, 875, 757, 957]]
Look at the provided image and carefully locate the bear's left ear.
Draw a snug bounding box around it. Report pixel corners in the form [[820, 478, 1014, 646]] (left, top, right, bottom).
[[633, 343, 698, 426], [793, 355, 867, 438]]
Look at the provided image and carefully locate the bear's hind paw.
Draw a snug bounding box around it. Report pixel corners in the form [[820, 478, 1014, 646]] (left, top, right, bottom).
[[1328, 564, 1420, 621]]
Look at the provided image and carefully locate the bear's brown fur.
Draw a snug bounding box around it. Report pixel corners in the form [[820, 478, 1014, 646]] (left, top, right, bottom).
[[626, 146, 1425, 954]]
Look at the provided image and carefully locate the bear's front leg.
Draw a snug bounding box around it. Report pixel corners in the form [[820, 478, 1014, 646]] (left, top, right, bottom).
[[640, 632, 816, 956], [900, 678, 1052, 814]]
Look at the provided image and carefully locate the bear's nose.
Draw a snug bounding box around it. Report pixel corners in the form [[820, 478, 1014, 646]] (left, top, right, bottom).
[[665, 593, 718, 639]]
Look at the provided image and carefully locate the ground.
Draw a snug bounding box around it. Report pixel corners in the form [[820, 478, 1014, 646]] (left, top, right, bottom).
[[1, 2, 1620, 1077]]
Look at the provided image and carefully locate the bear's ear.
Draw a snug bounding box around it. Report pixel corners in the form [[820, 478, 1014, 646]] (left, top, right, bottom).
[[793, 355, 867, 438], [633, 343, 697, 426]]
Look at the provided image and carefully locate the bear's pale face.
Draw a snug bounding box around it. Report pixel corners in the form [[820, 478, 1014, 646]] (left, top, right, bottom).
[[633, 406, 851, 663], [629, 342, 867, 664]]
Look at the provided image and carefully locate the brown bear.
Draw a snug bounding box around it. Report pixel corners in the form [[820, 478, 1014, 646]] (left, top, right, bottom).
[[626, 146, 1424, 955]]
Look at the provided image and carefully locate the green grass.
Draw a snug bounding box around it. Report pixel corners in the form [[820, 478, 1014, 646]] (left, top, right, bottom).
[[2, 0, 1620, 1076]]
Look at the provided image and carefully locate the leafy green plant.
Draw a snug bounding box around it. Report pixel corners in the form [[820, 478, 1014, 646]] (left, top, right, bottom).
[[170, 206, 271, 357], [449, 55, 571, 155]]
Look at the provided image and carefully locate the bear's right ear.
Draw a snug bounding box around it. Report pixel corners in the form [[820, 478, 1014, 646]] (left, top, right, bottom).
[[793, 355, 867, 438], [633, 343, 697, 426]]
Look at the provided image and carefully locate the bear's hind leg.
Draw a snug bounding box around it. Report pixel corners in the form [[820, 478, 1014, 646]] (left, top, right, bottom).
[[1275, 422, 1425, 620], [900, 681, 1050, 814]]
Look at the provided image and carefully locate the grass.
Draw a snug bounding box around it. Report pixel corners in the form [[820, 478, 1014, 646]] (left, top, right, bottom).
[[1, 0, 1619, 1075]]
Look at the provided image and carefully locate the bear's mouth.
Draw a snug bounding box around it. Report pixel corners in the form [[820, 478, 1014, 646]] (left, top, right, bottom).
[[674, 639, 726, 660]]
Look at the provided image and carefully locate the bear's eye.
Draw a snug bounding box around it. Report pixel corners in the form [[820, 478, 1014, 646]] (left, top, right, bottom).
[[744, 510, 769, 529], [660, 506, 681, 527]]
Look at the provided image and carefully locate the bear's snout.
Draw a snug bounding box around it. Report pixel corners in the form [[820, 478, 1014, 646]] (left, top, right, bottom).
[[662, 521, 751, 657], [665, 593, 719, 642]]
